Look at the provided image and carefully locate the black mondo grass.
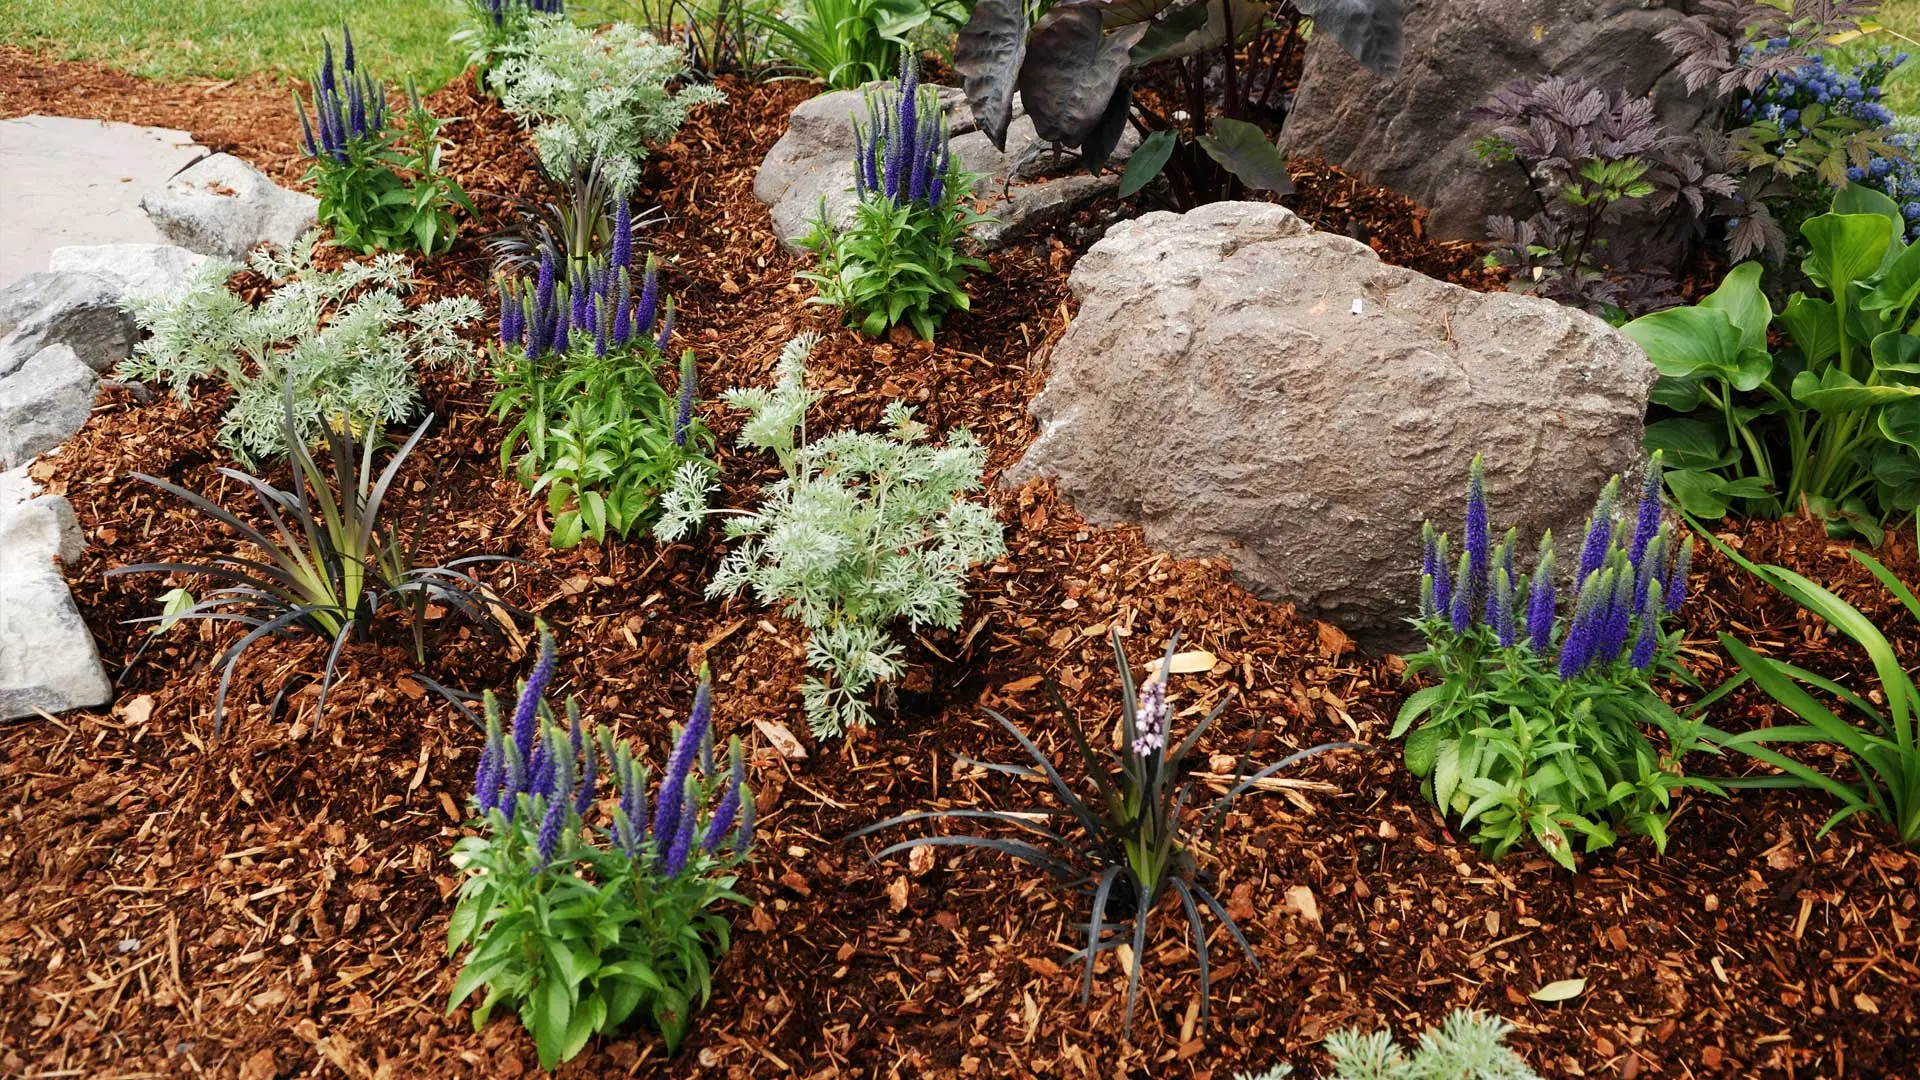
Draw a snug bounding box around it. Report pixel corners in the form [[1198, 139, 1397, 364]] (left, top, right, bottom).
[[849, 629, 1361, 1029], [110, 387, 524, 736]]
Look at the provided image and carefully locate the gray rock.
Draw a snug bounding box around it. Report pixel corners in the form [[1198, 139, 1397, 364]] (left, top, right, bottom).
[[755, 85, 1136, 253], [141, 152, 317, 261], [1005, 202, 1655, 649], [0, 492, 111, 719], [49, 243, 210, 304], [0, 272, 137, 377], [0, 115, 207, 289], [1278, 0, 1707, 246], [0, 345, 101, 469]]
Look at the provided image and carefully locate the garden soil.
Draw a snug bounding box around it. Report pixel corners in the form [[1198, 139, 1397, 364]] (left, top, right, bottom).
[[1, 52, 1915, 1080]]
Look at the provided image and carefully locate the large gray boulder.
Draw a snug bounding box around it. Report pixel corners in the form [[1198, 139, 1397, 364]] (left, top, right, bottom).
[[0, 115, 207, 288], [141, 152, 317, 261], [0, 485, 111, 719], [755, 85, 1137, 253], [1278, 0, 1706, 245], [0, 271, 137, 377], [0, 345, 101, 469], [1005, 202, 1656, 648], [49, 243, 210, 304]]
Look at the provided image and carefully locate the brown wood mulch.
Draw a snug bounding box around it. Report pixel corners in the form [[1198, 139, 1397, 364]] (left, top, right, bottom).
[[1, 49, 1917, 1080]]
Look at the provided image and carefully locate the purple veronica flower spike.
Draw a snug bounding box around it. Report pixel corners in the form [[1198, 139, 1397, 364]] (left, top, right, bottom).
[[674, 352, 698, 447], [1557, 568, 1607, 680], [1463, 455, 1491, 622], [702, 740, 746, 853], [1665, 535, 1694, 614], [1526, 533, 1555, 652], [652, 679, 713, 869], [612, 194, 633, 271], [634, 257, 660, 335], [663, 784, 699, 876], [1448, 551, 1472, 635], [475, 698, 505, 815], [1628, 454, 1664, 567], [1630, 580, 1664, 670], [1575, 478, 1619, 586], [1492, 568, 1516, 648], [510, 632, 557, 781], [655, 300, 675, 353]]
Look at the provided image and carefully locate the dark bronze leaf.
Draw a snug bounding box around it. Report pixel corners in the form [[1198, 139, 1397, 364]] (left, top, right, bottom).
[[1020, 8, 1149, 149], [1195, 117, 1294, 194], [1081, 81, 1133, 174], [954, 0, 1028, 151]]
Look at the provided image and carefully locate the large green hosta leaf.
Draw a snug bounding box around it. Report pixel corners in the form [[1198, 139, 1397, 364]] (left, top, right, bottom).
[[1802, 212, 1894, 297]]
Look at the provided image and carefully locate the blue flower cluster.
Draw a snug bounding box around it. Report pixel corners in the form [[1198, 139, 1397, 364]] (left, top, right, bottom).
[[496, 198, 677, 362], [1419, 455, 1693, 678], [1852, 133, 1920, 242], [473, 633, 752, 874], [853, 54, 951, 208], [1739, 44, 1902, 133], [295, 24, 387, 163]]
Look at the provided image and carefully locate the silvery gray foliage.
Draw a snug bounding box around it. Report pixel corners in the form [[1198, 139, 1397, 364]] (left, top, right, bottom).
[[119, 230, 482, 461], [690, 332, 1005, 738], [1232, 1010, 1540, 1080], [490, 14, 727, 188]]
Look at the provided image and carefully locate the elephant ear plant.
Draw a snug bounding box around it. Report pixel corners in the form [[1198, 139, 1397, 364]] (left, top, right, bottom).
[[447, 634, 755, 1067], [1394, 455, 1726, 869], [852, 629, 1357, 1027], [952, 0, 1404, 200], [1627, 183, 1920, 540], [110, 387, 520, 735]]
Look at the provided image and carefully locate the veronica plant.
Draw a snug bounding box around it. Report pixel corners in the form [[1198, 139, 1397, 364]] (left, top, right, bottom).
[[1627, 183, 1920, 538], [456, 0, 565, 74], [854, 630, 1354, 1027], [1394, 455, 1725, 870], [489, 212, 715, 549], [485, 152, 667, 278], [798, 55, 987, 341], [294, 26, 472, 256], [1231, 1010, 1541, 1080], [1696, 534, 1920, 848], [490, 15, 726, 192], [119, 232, 483, 462], [448, 635, 754, 1067], [110, 387, 518, 735], [659, 333, 1005, 737]]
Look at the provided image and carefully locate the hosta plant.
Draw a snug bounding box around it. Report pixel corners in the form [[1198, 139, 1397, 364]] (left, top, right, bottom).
[[490, 15, 726, 191], [798, 56, 987, 340], [854, 629, 1355, 1027], [294, 26, 473, 256], [1627, 183, 1920, 538], [1232, 1009, 1540, 1080], [1394, 455, 1725, 870], [489, 206, 714, 549], [448, 635, 754, 1067], [110, 387, 517, 735], [1699, 533, 1920, 848], [658, 332, 1005, 737], [119, 231, 483, 462]]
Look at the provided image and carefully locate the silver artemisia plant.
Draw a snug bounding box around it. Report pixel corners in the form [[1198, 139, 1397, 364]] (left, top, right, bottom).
[[852, 629, 1359, 1029]]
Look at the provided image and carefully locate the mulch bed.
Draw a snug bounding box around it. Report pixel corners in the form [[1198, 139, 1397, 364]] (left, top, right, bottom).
[[2, 49, 1917, 1080]]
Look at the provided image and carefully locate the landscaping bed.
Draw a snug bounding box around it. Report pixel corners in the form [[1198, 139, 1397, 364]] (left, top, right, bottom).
[[2, 49, 1917, 1080]]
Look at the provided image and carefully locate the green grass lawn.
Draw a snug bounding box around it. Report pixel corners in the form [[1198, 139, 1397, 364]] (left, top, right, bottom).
[[0, 0, 470, 88], [1868, 1, 1920, 121]]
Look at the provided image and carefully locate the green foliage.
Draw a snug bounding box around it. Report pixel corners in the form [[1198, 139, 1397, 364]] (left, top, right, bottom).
[[454, 0, 564, 75], [119, 233, 482, 462], [750, 0, 950, 88], [1627, 184, 1920, 538], [854, 630, 1354, 1029], [1699, 532, 1920, 848], [302, 82, 474, 256], [490, 14, 727, 188], [1396, 460, 1724, 870], [490, 342, 714, 550], [449, 651, 752, 1067], [108, 390, 517, 735], [1233, 1010, 1541, 1080], [798, 185, 987, 340], [665, 333, 1004, 737]]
